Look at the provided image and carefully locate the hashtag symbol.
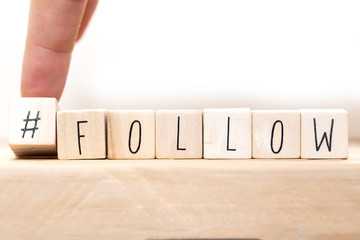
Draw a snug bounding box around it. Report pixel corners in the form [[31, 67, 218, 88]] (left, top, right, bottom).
[[21, 111, 41, 138]]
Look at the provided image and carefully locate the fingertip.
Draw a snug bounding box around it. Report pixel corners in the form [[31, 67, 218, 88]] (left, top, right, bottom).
[[21, 45, 71, 101], [21, 82, 63, 101]]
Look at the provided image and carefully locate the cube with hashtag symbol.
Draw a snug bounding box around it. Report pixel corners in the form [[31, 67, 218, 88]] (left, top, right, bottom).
[[8, 98, 57, 156]]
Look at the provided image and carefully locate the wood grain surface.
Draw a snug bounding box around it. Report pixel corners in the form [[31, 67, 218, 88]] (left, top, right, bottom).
[[0, 141, 360, 240]]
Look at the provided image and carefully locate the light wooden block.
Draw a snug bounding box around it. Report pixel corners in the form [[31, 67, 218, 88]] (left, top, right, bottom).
[[252, 110, 300, 158], [8, 97, 57, 156], [107, 110, 155, 159], [203, 108, 252, 159], [156, 110, 203, 159], [301, 109, 348, 159], [57, 110, 107, 160]]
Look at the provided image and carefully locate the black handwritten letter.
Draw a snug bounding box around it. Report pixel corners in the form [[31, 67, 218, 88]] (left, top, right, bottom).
[[177, 116, 186, 151], [313, 118, 334, 151], [128, 120, 142, 154], [227, 117, 236, 151], [77, 121, 88, 155], [271, 120, 284, 154]]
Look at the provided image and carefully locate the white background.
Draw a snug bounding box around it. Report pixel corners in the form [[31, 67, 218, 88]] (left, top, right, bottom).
[[1, 1, 359, 141]]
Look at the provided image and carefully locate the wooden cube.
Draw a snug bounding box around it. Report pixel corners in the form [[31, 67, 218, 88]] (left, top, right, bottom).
[[301, 109, 348, 159], [57, 110, 107, 160], [156, 110, 203, 159], [203, 108, 252, 159], [8, 98, 57, 156], [252, 110, 300, 159], [107, 110, 155, 159]]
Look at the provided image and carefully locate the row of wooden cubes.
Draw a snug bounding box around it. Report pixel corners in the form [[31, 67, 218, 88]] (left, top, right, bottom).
[[8, 98, 348, 159]]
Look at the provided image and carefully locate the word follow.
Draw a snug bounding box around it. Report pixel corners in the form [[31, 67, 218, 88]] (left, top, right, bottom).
[[8, 98, 348, 159]]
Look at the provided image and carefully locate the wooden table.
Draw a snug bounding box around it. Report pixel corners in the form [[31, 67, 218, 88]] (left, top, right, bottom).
[[1, 141, 360, 240]]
